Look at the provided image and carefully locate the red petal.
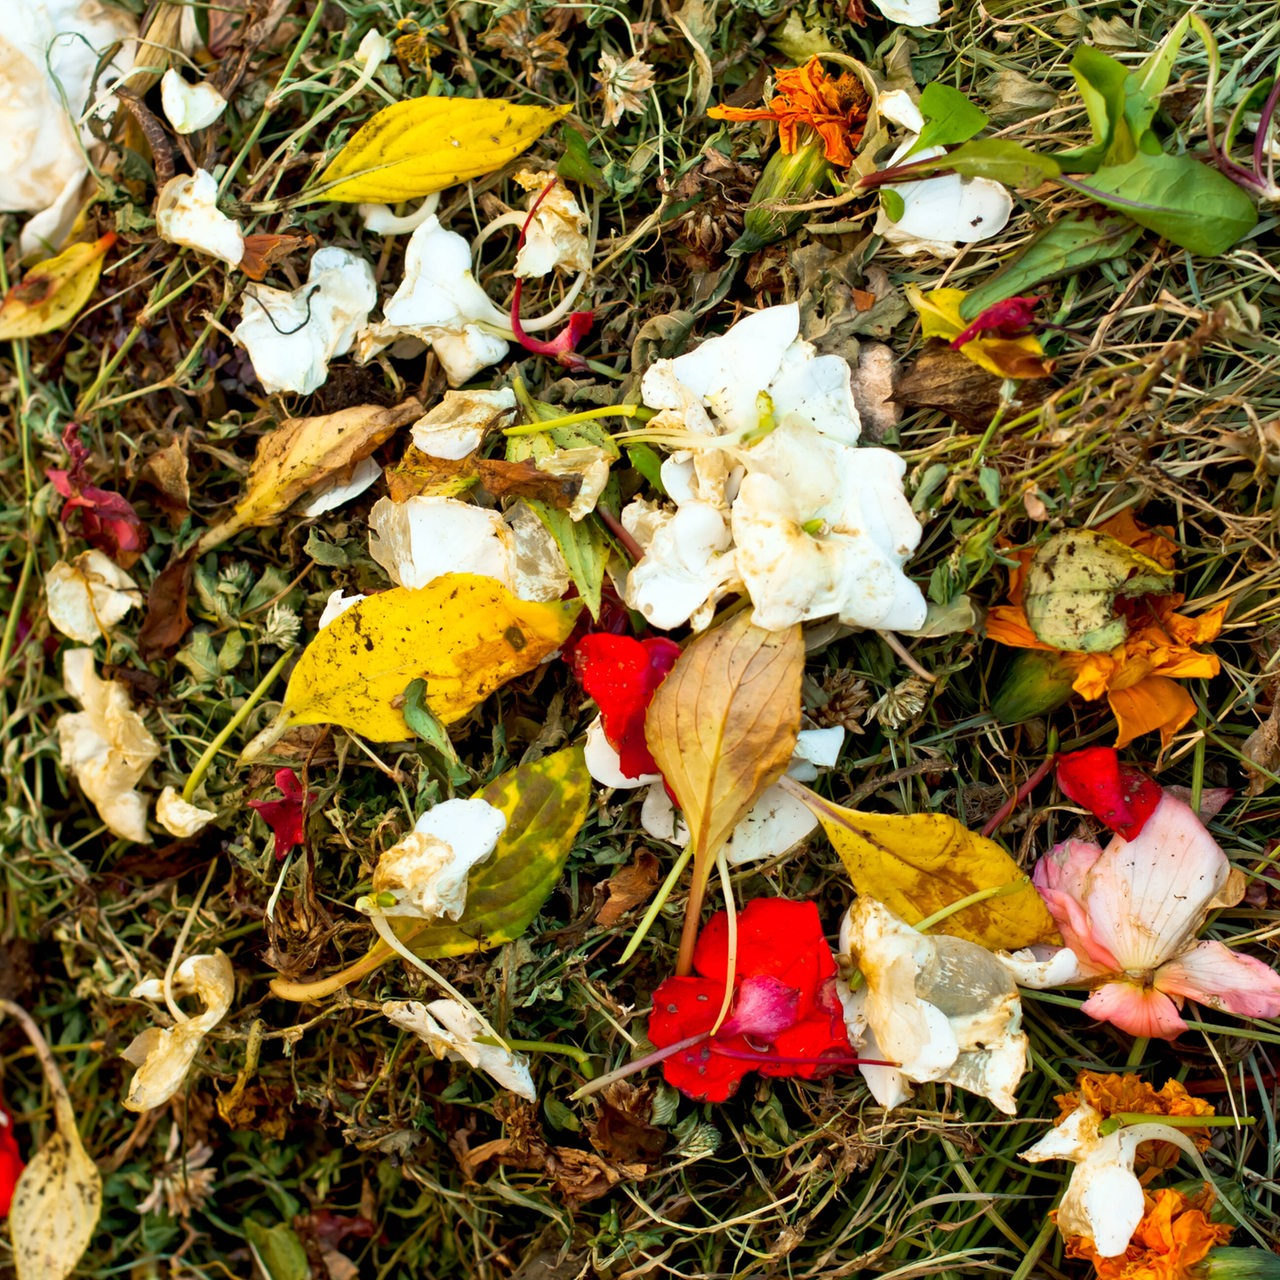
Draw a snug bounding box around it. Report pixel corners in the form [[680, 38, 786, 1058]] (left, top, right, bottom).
[[660, 1036, 753, 1102], [0, 1108, 23, 1218], [649, 976, 724, 1045], [574, 634, 681, 779], [1056, 746, 1163, 839], [248, 768, 313, 860], [718, 974, 801, 1039]]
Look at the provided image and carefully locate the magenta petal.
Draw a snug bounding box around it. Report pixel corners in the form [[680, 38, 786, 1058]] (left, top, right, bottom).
[[1082, 981, 1188, 1040], [718, 975, 801, 1039], [1155, 941, 1280, 1020]]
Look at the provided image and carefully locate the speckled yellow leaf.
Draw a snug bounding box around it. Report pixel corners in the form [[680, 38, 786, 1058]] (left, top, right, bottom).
[[314, 97, 572, 203], [0, 233, 114, 340], [281, 574, 581, 740], [792, 787, 1059, 951]]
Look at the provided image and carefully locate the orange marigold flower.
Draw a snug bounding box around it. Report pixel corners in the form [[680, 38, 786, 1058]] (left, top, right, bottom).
[[985, 512, 1226, 748], [1066, 1186, 1232, 1280], [708, 56, 868, 167]]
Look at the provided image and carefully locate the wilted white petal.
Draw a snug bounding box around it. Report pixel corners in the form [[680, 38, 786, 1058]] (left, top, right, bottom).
[[318, 589, 367, 628], [57, 649, 160, 843], [299, 455, 382, 516], [123, 952, 235, 1111], [0, 0, 137, 252], [368, 797, 507, 920], [370, 494, 505, 588], [536, 445, 612, 520], [411, 388, 516, 460], [159, 69, 227, 134], [836, 983, 912, 1109], [841, 897, 1028, 1114], [156, 170, 244, 266], [355, 29, 391, 68], [234, 247, 376, 394], [383, 998, 536, 1099], [45, 549, 141, 642], [506, 501, 572, 601], [156, 787, 216, 838], [511, 169, 592, 277], [640, 781, 689, 844], [724, 784, 819, 865], [584, 717, 659, 790], [869, 0, 941, 23], [998, 944, 1090, 989], [788, 726, 846, 780], [620, 498, 739, 631]]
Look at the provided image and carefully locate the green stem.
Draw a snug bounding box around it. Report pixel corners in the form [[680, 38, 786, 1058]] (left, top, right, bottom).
[[617, 845, 693, 965], [1113, 1112, 1254, 1128], [1125, 1035, 1150, 1069], [182, 648, 294, 802], [475, 1036, 597, 1077], [503, 404, 655, 436], [913, 878, 1030, 933], [1008, 1215, 1058, 1280]]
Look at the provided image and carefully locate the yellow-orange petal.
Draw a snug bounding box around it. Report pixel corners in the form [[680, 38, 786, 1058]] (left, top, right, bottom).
[[1108, 676, 1198, 749], [1095, 511, 1178, 568], [984, 605, 1053, 650], [1164, 598, 1229, 647]]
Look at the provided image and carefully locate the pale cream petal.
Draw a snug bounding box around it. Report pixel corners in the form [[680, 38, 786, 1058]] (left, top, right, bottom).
[[45, 550, 141, 642], [156, 787, 216, 838], [157, 170, 244, 266], [159, 69, 227, 134]]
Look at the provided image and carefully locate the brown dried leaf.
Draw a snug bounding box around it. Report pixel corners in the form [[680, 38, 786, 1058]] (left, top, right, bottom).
[[138, 553, 195, 659], [587, 1082, 666, 1163], [595, 850, 660, 927], [1243, 698, 1280, 795], [645, 609, 803, 973], [386, 445, 581, 509], [140, 435, 191, 522], [894, 346, 1051, 428], [239, 231, 317, 281], [199, 398, 423, 551]]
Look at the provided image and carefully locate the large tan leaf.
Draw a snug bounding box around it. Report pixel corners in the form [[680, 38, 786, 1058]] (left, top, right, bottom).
[[198, 398, 423, 552], [645, 609, 803, 973], [314, 97, 571, 203], [2, 1001, 102, 1280], [0, 233, 114, 340], [279, 574, 582, 740], [786, 782, 1059, 951]]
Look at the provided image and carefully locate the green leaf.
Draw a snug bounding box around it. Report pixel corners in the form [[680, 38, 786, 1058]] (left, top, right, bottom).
[[1067, 152, 1258, 256], [889, 139, 1061, 187], [1068, 45, 1133, 165], [407, 746, 591, 959], [557, 127, 608, 193], [625, 442, 667, 496], [881, 187, 906, 222], [1125, 12, 1192, 148], [959, 215, 1144, 319], [403, 678, 472, 788], [910, 83, 990, 156], [245, 1223, 310, 1280]]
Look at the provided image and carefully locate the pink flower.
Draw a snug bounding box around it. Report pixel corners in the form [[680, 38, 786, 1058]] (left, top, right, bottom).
[[1002, 756, 1280, 1039]]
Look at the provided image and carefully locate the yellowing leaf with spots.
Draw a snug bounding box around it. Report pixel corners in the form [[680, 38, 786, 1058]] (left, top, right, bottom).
[[0, 233, 114, 340], [313, 97, 572, 203], [789, 784, 1059, 951], [282, 574, 581, 740]]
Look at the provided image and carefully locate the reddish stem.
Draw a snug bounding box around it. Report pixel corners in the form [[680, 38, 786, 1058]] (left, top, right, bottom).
[[980, 754, 1056, 839]]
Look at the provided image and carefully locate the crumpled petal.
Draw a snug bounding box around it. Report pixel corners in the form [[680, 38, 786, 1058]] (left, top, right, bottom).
[[411, 388, 516, 460], [45, 549, 141, 642], [1154, 940, 1280, 1021], [123, 952, 235, 1111], [369, 797, 507, 920], [156, 169, 245, 266], [159, 69, 227, 134], [57, 648, 160, 842], [359, 215, 511, 386], [841, 897, 1028, 1113], [511, 169, 592, 277], [368, 494, 570, 601], [318, 589, 367, 628], [383, 998, 535, 1099], [298, 454, 382, 517], [234, 248, 377, 394], [869, 0, 941, 22], [155, 786, 217, 838]]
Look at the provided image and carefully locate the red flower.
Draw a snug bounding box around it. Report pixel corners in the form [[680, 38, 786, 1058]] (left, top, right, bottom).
[[648, 899, 853, 1102], [1056, 746, 1163, 841], [47, 424, 147, 567], [950, 295, 1042, 350], [247, 768, 314, 860], [0, 1104, 24, 1218], [573, 633, 681, 779]]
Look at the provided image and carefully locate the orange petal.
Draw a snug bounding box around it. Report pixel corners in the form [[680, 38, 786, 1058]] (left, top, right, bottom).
[[1095, 511, 1177, 567], [1107, 677, 1197, 749], [960, 336, 1055, 380], [984, 605, 1053, 650]]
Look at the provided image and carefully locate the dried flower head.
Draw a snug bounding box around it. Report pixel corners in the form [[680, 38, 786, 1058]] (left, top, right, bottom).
[[596, 50, 657, 127], [482, 9, 570, 88]]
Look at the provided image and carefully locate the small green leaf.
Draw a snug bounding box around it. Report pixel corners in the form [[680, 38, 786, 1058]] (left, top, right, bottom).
[[960, 215, 1143, 320], [245, 1222, 310, 1280], [978, 466, 1001, 509], [881, 188, 906, 222], [407, 746, 591, 959], [557, 127, 608, 193], [910, 83, 990, 156], [625, 442, 667, 496], [403, 678, 472, 788], [1068, 152, 1258, 256], [1064, 45, 1133, 166], [890, 139, 1061, 187], [1125, 12, 1192, 148]]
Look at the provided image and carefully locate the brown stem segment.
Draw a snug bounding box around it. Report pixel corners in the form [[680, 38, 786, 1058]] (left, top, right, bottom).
[[676, 859, 710, 976]]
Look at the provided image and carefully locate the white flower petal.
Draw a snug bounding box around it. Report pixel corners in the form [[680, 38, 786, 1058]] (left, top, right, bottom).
[[157, 169, 244, 266], [511, 169, 592, 277], [57, 649, 159, 843], [584, 717, 658, 789], [156, 786, 216, 838], [299, 454, 382, 516], [869, 0, 941, 24], [371, 797, 507, 920], [234, 247, 377, 394], [318, 589, 367, 628], [411, 388, 516, 460], [359, 196, 441, 235], [998, 944, 1090, 989], [838, 983, 913, 1109], [640, 781, 689, 844], [723, 784, 819, 865], [790, 726, 846, 776], [45, 549, 141, 642], [123, 952, 234, 1111], [159, 69, 227, 134], [383, 998, 536, 1099], [355, 30, 390, 68]]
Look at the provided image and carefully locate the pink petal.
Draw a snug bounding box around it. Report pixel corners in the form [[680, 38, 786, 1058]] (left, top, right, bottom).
[[1082, 981, 1187, 1040], [1155, 941, 1280, 1020], [1080, 795, 1229, 974], [1033, 839, 1121, 973], [718, 974, 801, 1039]]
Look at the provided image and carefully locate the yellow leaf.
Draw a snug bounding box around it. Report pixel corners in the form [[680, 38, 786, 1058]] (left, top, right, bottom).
[[905, 284, 1053, 381], [281, 574, 582, 740], [789, 785, 1059, 951], [314, 97, 572, 203], [645, 609, 803, 974], [0, 233, 114, 340], [197, 398, 424, 552]]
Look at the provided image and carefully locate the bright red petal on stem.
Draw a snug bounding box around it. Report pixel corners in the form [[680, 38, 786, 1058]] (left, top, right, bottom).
[[573, 633, 681, 779], [47, 425, 147, 566], [1056, 746, 1163, 840], [950, 295, 1042, 349], [0, 1105, 24, 1218], [248, 768, 314, 860]]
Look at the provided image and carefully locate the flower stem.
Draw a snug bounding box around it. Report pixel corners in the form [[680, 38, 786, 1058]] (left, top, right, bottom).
[[1113, 1112, 1254, 1128], [1125, 1035, 1150, 1069], [475, 1036, 597, 1077], [570, 1033, 709, 1099], [981, 754, 1056, 838], [617, 844, 693, 965], [503, 404, 656, 436], [182, 648, 295, 803], [913, 878, 1031, 933]]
